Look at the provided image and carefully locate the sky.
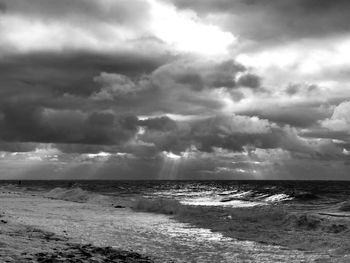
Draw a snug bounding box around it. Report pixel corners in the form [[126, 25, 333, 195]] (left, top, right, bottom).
[[0, 0, 350, 180]]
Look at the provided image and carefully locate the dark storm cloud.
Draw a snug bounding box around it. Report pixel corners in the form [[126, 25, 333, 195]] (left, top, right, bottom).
[[170, 0, 350, 43], [0, 1, 6, 13], [0, 102, 139, 145], [0, 56, 249, 153], [236, 72, 261, 89], [138, 114, 341, 158], [153, 59, 245, 91], [0, 51, 167, 152], [0, 51, 170, 97], [0, 50, 171, 138], [241, 105, 332, 128], [0, 47, 340, 161], [90, 59, 251, 117], [91, 72, 157, 102], [2, 0, 150, 26]]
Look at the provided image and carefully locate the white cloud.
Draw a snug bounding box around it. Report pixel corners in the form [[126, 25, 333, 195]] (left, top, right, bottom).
[[0, 15, 139, 55], [0, 0, 236, 57], [149, 0, 236, 56], [321, 100, 350, 134], [236, 35, 350, 87]]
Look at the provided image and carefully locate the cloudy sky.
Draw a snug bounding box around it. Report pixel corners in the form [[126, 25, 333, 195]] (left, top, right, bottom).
[[0, 0, 350, 180]]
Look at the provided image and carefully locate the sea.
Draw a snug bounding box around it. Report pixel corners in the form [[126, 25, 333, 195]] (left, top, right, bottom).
[[3, 180, 350, 209], [1, 180, 350, 262]]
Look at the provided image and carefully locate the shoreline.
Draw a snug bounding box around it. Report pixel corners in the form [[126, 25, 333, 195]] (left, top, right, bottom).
[[133, 198, 350, 259]]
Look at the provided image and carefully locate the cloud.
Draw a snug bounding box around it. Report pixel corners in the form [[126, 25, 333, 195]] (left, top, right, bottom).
[[237, 37, 350, 82], [243, 104, 332, 128], [0, 0, 154, 54], [138, 116, 177, 131], [0, 103, 139, 145], [0, 1, 6, 13], [0, 56, 251, 150], [0, 0, 235, 57], [138, 114, 340, 158], [87, 58, 250, 117], [236, 72, 261, 89], [0, 0, 349, 179], [91, 73, 151, 101], [0, 51, 170, 101], [170, 0, 350, 43], [3, 0, 150, 25], [152, 58, 245, 90], [321, 101, 350, 134], [149, 0, 236, 56], [284, 83, 319, 96]]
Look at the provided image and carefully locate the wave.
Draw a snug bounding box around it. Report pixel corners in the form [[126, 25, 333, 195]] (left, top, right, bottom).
[[132, 197, 349, 233], [131, 197, 350, 256], [0, 184, 22, 191], [291, 192, 319, 201], [45, 187, 111, 204], [133, 197, 186, 215], [133, 197, 284, 221], [217, 191, 293, 204], [264, 193, 293, 202], [214, 189, 322, 204], [339, 201, 350, 212]]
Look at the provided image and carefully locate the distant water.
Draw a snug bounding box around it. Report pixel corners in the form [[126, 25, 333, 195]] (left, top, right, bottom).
[[2, 180, 350, 209]]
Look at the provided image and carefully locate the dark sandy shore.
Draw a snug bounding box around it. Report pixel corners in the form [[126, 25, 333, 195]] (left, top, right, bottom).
[[0, 214, 154, 263]]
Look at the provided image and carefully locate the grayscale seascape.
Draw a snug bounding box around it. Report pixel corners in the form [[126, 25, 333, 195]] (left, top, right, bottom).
[[0, 0, 350, 262]]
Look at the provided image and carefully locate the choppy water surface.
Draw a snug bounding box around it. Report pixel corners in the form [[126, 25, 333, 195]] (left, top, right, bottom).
[[6, 180, 350, 208]]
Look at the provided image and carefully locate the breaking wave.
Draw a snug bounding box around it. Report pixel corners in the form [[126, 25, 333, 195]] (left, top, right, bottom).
[[132, 197, 350, 255], [217, 192, 293, 204], [46, 187, 111, 204], [132, 197, 349, 233], [339, 201, 350, 212]]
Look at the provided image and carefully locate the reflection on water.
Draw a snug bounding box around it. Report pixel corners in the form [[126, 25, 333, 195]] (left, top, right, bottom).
[[2, 194, 328, 263], [181, 196, 263, 207]]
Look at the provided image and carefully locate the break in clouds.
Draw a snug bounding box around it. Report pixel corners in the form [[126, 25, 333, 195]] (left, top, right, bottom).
[[0, 0, 350, 180]]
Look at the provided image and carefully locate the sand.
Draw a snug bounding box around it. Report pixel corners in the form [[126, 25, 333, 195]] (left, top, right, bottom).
[[0, 191, 154, 263], [0, 221, 153, 262]]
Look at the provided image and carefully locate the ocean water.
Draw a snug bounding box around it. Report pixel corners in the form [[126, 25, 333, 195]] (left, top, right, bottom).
[[1, 180, 350, 262], [4, 180, 350, 208]]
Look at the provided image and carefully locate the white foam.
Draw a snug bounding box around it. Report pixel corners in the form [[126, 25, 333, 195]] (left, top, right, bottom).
[[265, 194, 293, 203]]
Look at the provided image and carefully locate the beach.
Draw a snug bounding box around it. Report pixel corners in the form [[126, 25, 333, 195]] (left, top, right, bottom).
[[0, 221, 153, 262], [1, 182, 350, 262], [0, 190, 154, 263]]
